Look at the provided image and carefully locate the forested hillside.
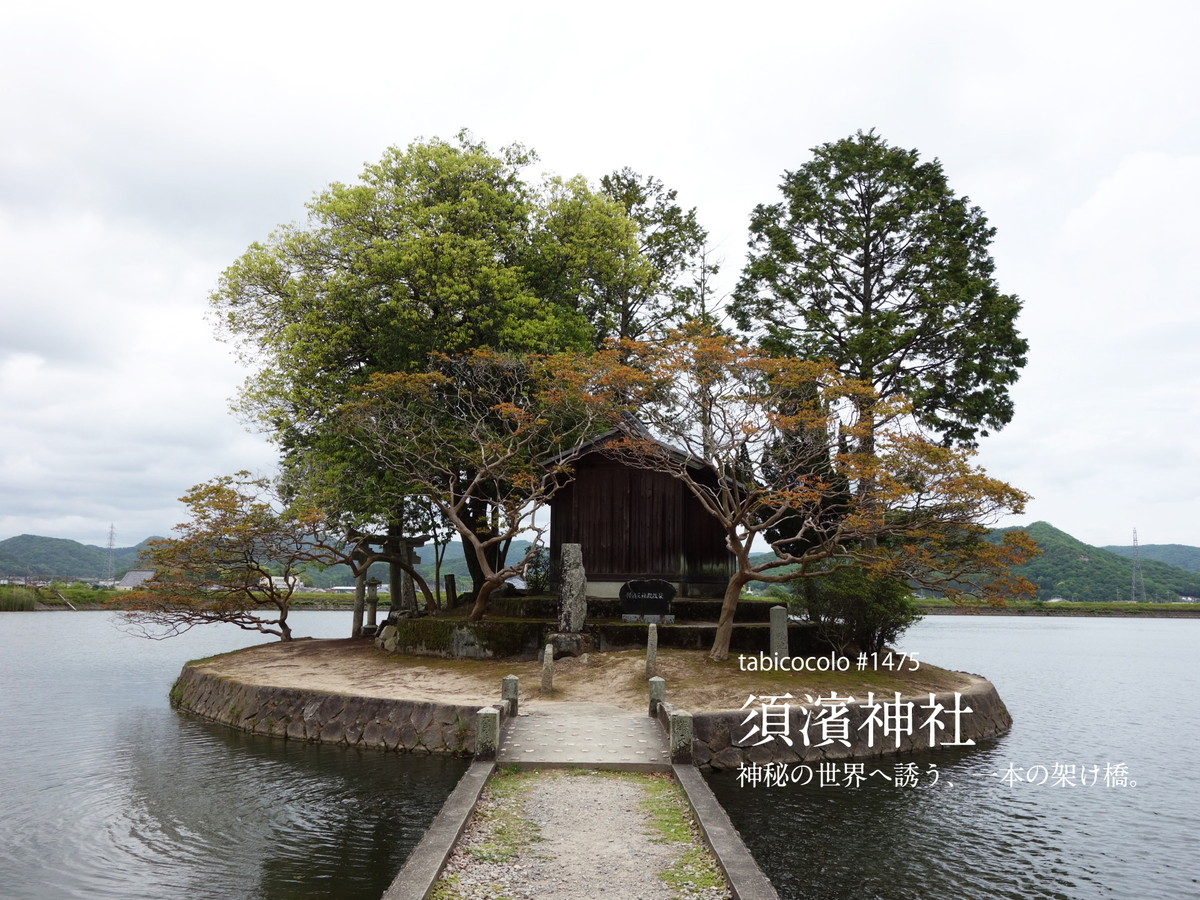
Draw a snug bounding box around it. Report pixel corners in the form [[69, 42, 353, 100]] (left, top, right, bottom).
[[998, 522, 1200, 602], [1103, 543, 1200, 573], [0, 535, 154, 580]]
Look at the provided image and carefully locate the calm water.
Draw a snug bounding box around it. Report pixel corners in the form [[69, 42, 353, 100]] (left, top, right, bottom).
[[707, 615, 1200, 900], [0, 612, 468, 900]]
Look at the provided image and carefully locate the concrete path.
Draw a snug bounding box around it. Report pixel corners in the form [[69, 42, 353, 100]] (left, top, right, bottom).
[[387, 701, 779, 900], [498, 701, 671, 770]]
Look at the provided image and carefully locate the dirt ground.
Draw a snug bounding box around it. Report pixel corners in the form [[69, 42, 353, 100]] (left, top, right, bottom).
[[191, 638, 977, 713]]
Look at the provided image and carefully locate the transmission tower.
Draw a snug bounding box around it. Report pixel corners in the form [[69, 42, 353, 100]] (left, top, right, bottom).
[[1130, 527, 1146, 603], [105, 524, 117, 584]]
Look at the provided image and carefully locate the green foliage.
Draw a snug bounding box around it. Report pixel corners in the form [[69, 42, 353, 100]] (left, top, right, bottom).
[[0, 585, 37, 610], [57, 585, 116, 605], [598, 167, 714, 339], [212, 133, 661, 546], [794, 565, 923, 654], [523, 545, 551, 593], [996, 522, 1200, 602], [632, 773, 729, 894], [732, 129, 1027, 448]]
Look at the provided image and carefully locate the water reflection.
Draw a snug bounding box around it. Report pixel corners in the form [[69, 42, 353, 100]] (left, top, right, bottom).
[[0, 613, 467, 900], [706, 617, 1200, 900]]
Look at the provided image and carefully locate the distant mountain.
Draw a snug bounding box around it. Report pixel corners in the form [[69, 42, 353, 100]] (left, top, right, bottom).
[[995, 522, 1200, 602], [0, 534, 157, 580], [1103, 543, 1200, 574], [0, 531, 541, 588], [9, 524, 1199, 603], [744, 521, 1200, 603]]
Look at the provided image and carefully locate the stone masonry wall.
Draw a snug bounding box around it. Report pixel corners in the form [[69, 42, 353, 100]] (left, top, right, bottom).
[[684, 676, 1012, 771], [172, 665, 497, 755]]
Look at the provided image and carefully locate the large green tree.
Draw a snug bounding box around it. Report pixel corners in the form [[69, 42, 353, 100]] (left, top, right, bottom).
[[732, 130, 1027, 449], [597, 168, 714, 340], [210, 133, 656, 594]]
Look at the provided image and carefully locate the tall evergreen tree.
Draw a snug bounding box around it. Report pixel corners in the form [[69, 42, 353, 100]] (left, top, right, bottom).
[[733, 130, 1027, 449]]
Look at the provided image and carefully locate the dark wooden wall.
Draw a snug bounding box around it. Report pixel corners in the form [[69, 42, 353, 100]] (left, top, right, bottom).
[[550, 452, 732, 595]]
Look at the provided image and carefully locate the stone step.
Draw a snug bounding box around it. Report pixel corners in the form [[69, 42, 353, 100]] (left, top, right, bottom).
[[484, 594, 784, 623]]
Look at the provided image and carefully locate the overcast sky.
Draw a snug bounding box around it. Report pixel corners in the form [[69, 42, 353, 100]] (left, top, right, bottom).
[[2, 0, 1197, 550]]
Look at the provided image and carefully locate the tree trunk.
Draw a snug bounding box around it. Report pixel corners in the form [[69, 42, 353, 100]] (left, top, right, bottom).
[[708, 572, 750, 661], [351, 573, 365, 638], [467, 580, 497, 622], [461, 497, 505, 596], [412, 570, 437, 613], [394, 560, 436, 613]]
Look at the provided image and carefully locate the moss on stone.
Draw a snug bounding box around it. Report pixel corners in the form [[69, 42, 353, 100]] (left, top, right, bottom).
[[384, 618, 543, 659]]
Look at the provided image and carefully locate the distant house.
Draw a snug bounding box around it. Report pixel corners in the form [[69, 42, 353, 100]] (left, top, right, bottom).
[[116, 569, 155, 590], [549, 432, 733, 599], [260, 576, 299, 592]]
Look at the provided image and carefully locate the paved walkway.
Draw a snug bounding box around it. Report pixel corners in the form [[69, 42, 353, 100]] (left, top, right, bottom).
[[498, 701, 671, 770]]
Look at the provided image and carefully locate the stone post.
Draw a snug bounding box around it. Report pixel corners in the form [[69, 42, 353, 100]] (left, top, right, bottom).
[[502, 674, 520, 717], [669, 709, 693, 764], [558, 543, 587, 632], [770, 605, 789, 660], [648, 676, 666, 718], [444, 574, 457, 607], [366, 577, 381, 629], [351, 572, 366, 638], [475, 706, 499, 761], [541, 643, 554, 693], [646, 623, 658, 678]]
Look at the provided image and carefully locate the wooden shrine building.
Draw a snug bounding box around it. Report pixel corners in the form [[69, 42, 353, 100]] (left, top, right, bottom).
[[549, 434, 734, 598]]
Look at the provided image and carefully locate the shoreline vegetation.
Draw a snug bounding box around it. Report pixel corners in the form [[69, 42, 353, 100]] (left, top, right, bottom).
[[5, 585, 1199, 617]]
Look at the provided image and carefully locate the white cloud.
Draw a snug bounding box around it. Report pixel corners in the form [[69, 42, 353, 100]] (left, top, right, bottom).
[[2, 0, 1199, 549]]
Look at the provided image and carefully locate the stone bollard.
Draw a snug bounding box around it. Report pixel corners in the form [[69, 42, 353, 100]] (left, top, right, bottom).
[[669, 709, 693, 764], [502, 674, 520, 717], [770, 605, 788, 660], [648, 675, 666, 718], [541, 643, 554, 693], [646, 622, 658, 678], [475, 706, 499, 761]]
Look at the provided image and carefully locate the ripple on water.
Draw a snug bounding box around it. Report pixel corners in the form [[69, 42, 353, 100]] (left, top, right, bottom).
[[0, 613, 468, 900]]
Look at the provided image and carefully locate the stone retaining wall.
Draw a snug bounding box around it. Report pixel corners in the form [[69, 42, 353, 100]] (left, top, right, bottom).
[[680, 676, 1011, 771], [171, 665, 498, 755]]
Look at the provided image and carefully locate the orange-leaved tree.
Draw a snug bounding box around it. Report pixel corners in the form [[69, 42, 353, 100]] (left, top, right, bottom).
[[119, 473, 341, 641], [605, 326, 1037, 661], [338, 349, 637, 622]]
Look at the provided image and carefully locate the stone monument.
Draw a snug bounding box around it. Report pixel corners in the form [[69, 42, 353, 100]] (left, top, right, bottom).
[[620, 578, 676, 624], [548, 542, 593, 658]]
